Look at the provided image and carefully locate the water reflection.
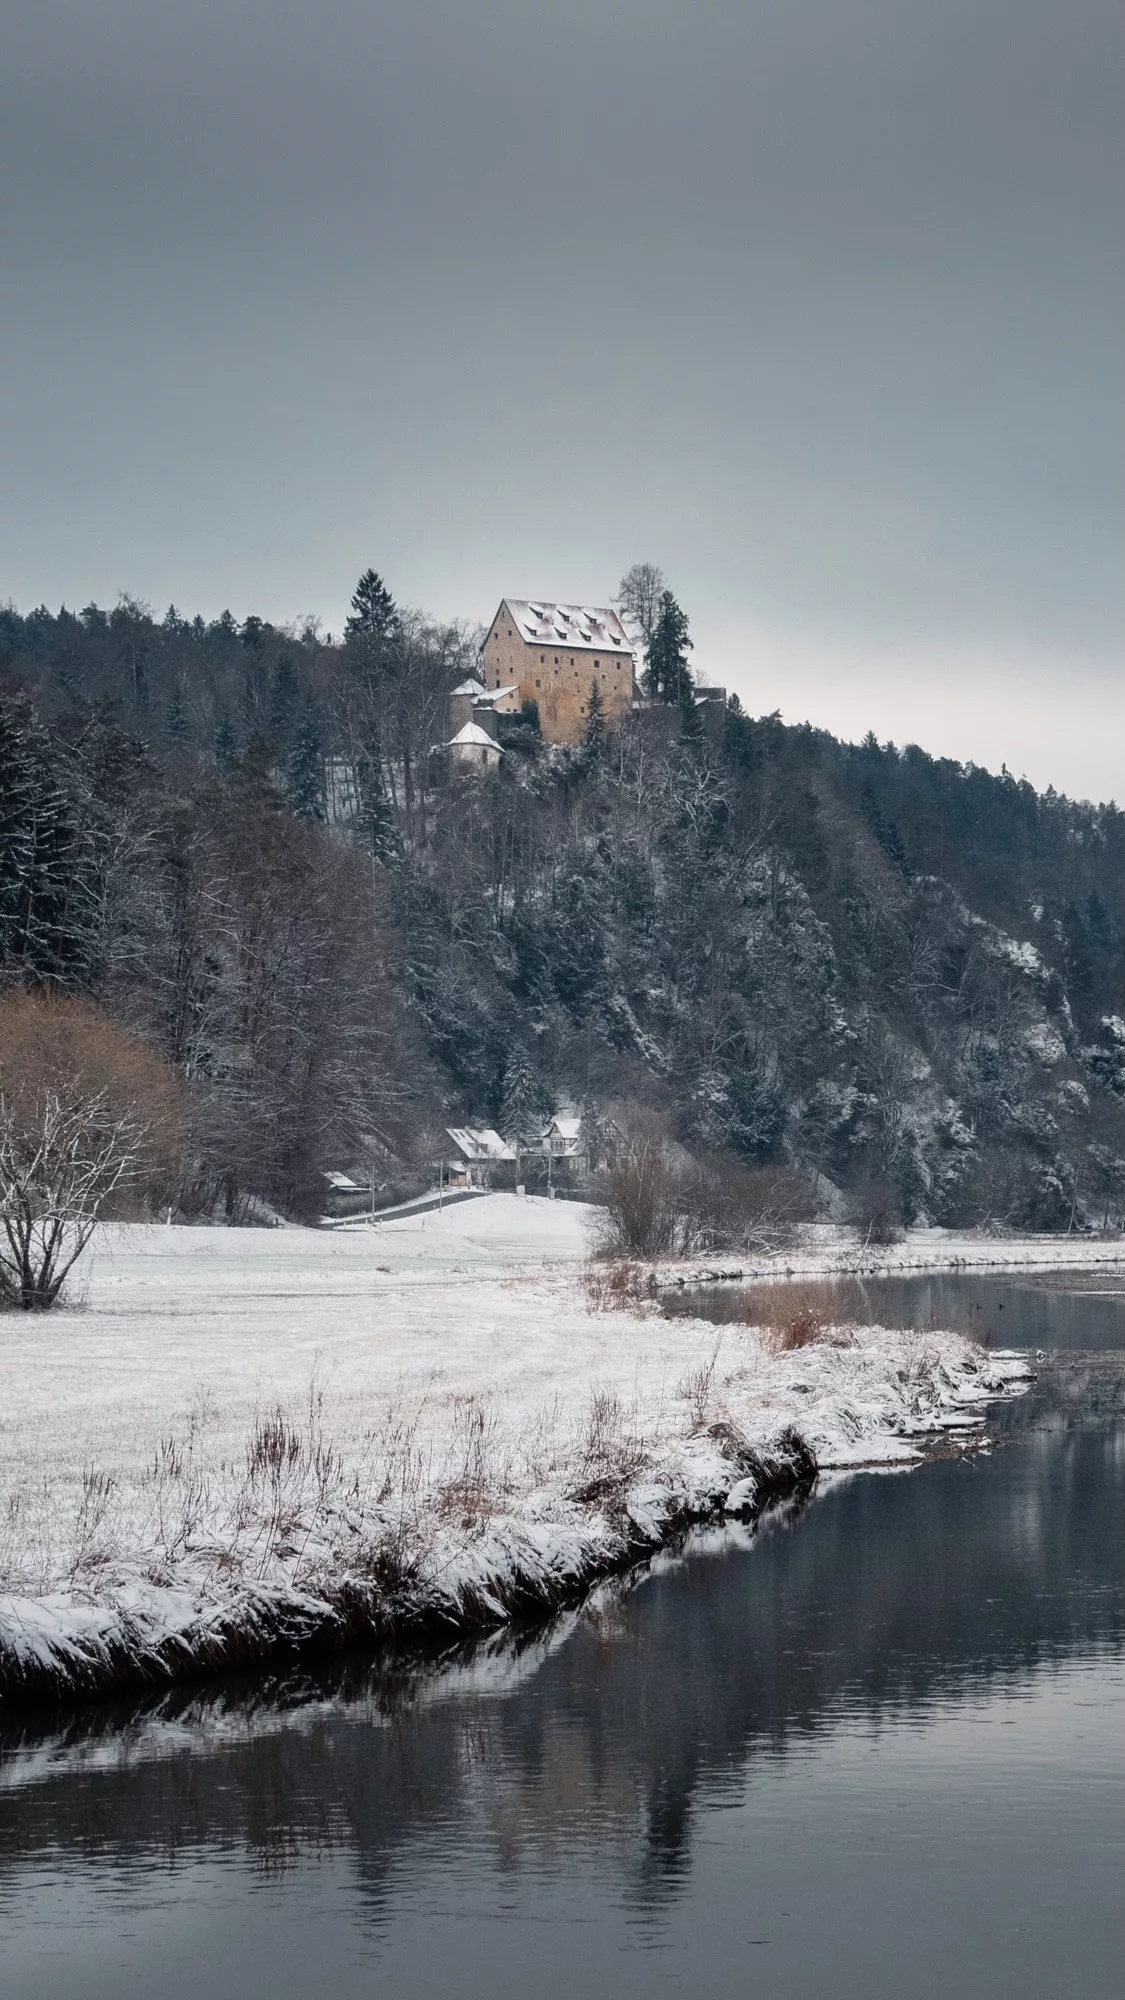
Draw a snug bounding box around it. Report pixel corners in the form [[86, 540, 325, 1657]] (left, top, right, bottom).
[[664, 1267, 1125, 1349], [1, 1359, 1121, 1915]]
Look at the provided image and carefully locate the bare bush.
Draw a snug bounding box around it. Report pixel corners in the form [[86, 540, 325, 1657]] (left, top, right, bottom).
[[591, 1115, 686, 1257], [758, 1284, 831, 1351], [434, 1395, 507, 1529], [592, 1108, 817, 1261], [846, 1178, 904, 1246], [0, 988, 185, 1308], [678, 1156, 816, 1253]]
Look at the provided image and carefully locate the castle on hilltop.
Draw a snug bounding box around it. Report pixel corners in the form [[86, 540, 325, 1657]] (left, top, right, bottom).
[[480, 599, 636, 746]]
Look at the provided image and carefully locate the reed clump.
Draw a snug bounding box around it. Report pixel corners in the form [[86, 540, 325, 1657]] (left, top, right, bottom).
[[754, 1283, 836, 1351], [581, 1260, 658, 1313]]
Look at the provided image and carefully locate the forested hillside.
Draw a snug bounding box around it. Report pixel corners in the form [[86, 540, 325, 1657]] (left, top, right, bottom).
[[2, 583, 1123, 1231]]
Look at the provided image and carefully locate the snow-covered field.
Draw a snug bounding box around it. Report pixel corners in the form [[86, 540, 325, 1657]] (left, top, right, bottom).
[[0, 1198, 1045, 1702]]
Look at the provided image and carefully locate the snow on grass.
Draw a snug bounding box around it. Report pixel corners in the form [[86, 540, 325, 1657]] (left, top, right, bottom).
[[0, 1198, 1035, 1703]]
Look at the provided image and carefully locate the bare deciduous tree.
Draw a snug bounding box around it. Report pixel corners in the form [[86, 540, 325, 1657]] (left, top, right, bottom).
[[0, 990, 184, 1308], [614, 563, 666, 650]]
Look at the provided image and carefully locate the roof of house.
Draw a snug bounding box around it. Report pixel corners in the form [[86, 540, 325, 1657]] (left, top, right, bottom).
[[496, 600, 633, 655], [450, 677, 486, 697], [546, 1114, 582, 1140], [448, 721, 502, 750], [445, 1126, 517, 1162], [474, 684, 520, 706]]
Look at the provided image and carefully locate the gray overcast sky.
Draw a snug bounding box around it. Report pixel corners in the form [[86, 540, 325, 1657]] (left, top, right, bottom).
[[2, 0, 1122, 799]]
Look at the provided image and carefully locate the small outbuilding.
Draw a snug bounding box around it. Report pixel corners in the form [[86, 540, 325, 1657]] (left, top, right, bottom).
[[447, 721, 503, 771], [448, 678, 522, 738]]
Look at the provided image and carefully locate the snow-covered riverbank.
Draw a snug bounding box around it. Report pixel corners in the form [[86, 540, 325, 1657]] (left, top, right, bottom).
[[0, 1201, 1038, 1704], [654, 1222, 1125, 1287]]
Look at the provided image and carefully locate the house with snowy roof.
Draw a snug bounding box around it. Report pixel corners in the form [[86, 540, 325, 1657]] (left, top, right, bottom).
[[437, 1127, 518, 1188], [481, 600, 635, 746]]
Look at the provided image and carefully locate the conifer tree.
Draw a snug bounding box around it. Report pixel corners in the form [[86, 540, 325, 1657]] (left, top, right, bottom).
[[642, 590, 693, 706], [357, 749, 400, 862], [214, 713, 239, 772], [0, 694, 87, 975], [288, 701, 325, 821], [583, 676, 606, 763], [498, 1046, 550, 1146], [269, 655, 299, 745], [345, 570, 399, 653], [167, 682, 189, 744]]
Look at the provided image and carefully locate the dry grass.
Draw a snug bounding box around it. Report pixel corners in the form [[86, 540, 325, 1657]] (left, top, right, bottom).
[[567, 1387, 648, 1507], [755, 1283, 837, 1351], [678, 1338, 724, 1429], [664, 1278, 868, 1350], [433, 1395, 509, 1530], [581, 1259, 658, 1313]]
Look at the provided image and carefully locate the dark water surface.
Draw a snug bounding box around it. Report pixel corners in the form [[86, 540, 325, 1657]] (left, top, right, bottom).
[[1, 1281, 1123, 1999], [665, 1263, 1125, 1349]]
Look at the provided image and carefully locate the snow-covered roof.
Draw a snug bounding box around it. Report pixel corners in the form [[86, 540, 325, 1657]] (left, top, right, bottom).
[[323, 1170, 362, 1190], [448, 722, 502, 750], [446, 1126, 518, 1161], [546, 1114, 582, 1140], [451, 677, 486, 697], [474, 684, 519, 706], [497, 600, 633, 654]]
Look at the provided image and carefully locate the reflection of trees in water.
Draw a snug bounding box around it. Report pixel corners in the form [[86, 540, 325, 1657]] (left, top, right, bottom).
[[1, 1364, 1122, 1916]]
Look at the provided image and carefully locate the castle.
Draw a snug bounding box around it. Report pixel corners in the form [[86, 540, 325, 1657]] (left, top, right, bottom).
[[479, 599, 636, 746]]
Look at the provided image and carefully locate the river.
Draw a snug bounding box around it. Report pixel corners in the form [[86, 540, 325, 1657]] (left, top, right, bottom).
[[1, 1272, 1123, 1998]]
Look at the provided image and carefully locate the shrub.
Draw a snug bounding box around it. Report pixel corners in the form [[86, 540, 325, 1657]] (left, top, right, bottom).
[[678, 1156, 815, 1252], [846, 1177, 904, 1245], [593, 1107, 818, 1261], [591, 1117, 685, 1257]]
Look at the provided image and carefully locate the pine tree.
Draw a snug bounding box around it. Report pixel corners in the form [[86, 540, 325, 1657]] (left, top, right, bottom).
[[583, 676, 606, 763], [214, 713, 239, 772], [167, 681, 189, 744], [498, 1045, 550, 1146], [642, 590, 693, 705], [357, 749, 400, 862], [288, 702, 325, 821], [269, 655, 299, 745], [345, 570, 399, 651]]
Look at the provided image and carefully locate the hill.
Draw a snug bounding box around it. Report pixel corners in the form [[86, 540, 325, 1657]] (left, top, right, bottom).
[[1, 591, 1122, 1231]]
